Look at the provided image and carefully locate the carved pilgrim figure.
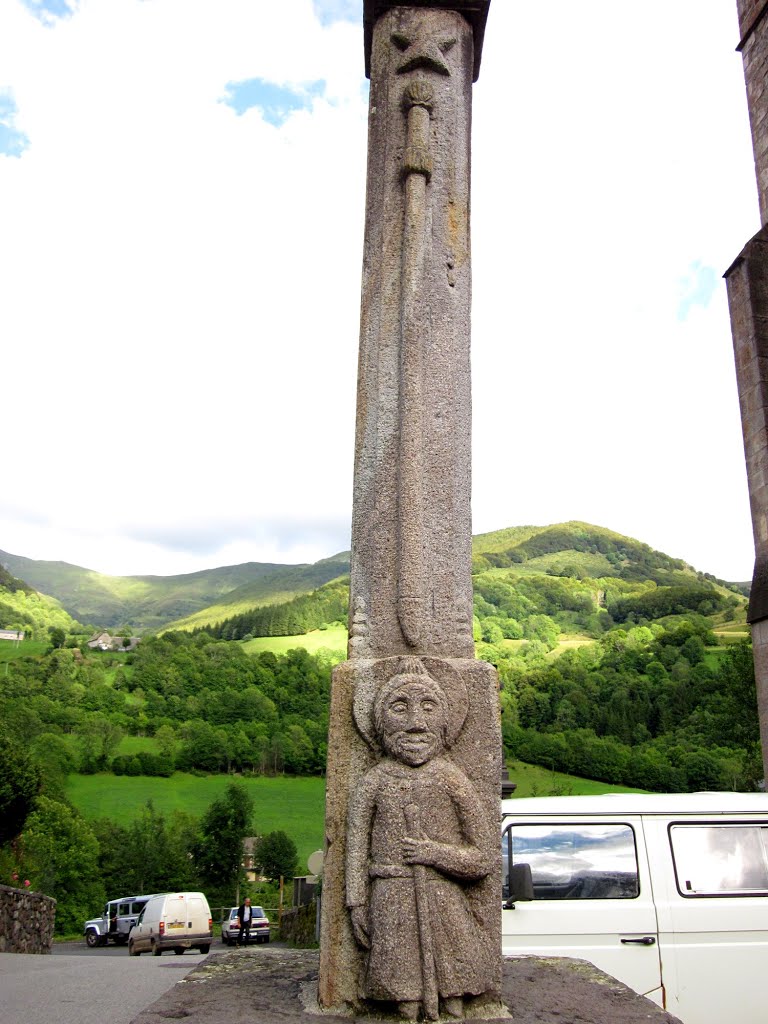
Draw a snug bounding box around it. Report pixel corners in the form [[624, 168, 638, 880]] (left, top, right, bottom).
[[346, 658, 495, 1020]]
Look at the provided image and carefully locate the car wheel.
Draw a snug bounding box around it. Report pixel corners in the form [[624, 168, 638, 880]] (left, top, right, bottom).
[[128, 940, 140, 957], [197, 944, 211, 954], [85, 930, 100, 948], [152, 942, 162, 956]]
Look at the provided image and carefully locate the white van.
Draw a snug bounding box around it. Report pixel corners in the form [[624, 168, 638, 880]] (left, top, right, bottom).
[[128, 891, 213, 956], [501, 793, 768, 1024]]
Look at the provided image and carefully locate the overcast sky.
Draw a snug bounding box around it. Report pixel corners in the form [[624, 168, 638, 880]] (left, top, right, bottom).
[[0, 0, 761, 583]]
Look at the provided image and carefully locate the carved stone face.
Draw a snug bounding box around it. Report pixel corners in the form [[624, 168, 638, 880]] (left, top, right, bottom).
[[380, 677, 447, 766]]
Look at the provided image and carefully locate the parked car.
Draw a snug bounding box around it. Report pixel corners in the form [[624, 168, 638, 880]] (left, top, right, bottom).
[[221, 905, 270, 945], [84, 894, 162, 947], [501, 792, 768, 1024], [128, 891, 212, 956]]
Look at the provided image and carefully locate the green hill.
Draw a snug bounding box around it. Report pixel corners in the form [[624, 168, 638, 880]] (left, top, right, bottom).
[[1, 522, 747, 637], [0, 562, 84, 642], [0, 549, 350, 633], [161, 554, 350, 632], [189, 522, 747, 647]]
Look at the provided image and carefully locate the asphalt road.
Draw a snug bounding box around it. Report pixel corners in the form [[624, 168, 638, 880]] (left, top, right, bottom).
[[0, 943, 209, 1024]]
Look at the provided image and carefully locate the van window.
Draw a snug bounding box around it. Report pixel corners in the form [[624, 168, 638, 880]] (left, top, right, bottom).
[[503, 823, 639, 900], [131, 900, 147, 914], [670, 823, 768, 895], [118, 903, 130, 916]]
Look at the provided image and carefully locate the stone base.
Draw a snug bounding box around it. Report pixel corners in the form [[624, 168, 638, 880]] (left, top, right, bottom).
[[127, 947, 684, 1024]]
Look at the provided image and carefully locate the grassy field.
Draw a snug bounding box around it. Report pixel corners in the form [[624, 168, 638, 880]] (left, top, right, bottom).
[[505, 760, 647, 798], [0, 639, 48, 662], [65, 761, 647, 873], [66, 773, 327, 871], [242, 625, 347, 658]]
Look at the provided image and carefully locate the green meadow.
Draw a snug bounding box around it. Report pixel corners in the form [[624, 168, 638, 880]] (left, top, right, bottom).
[[0, 639, 48, 662], [66, 773, 327, 871], [242, 624, 347, 658], [65, 762, 646, 874], [505, 760, 647, 798]]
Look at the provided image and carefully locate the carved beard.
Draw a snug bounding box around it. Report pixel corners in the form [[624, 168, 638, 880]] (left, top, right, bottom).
[[382, 727, 443, 766]]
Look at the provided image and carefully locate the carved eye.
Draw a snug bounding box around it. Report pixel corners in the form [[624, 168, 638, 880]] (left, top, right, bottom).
[[391, 31, 411, 52], [438, 37, 456, 54], [389, 700, 408, 715], [421, 700, 438, 714]]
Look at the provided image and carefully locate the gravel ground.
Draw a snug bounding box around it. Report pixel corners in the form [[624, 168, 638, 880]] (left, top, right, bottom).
[[128, 945, 683, 1024]]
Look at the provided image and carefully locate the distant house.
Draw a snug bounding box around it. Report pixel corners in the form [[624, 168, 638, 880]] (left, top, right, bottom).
[[87, 631, 139, 652], [243, 837, 259, 882], [0, 629, 24, 642]]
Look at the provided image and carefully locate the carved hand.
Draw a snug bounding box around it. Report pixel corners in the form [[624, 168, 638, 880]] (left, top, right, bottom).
[[402, 836, 438, 865], [349, 905, 370, 949]]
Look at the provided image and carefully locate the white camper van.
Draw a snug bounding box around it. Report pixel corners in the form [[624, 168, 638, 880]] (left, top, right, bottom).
[[128, 891, 212, 956], [501, 792, 768, 1024]]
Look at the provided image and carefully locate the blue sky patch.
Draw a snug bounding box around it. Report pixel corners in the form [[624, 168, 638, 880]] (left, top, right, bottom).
[[0, 92, 29, 158], [21, 0, 75, 25], [677, 261, 718, 321], [313, 0, 359, 26], [223, 79, 325, 127]]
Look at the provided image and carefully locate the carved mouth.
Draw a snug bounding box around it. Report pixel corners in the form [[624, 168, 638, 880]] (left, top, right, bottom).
[[402, 737, 430, 750], [396, 733, 438, 760]]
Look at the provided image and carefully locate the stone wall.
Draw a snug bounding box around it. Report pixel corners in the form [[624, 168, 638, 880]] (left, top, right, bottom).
[[0, 884, 56, 953], [738, 0, 768, 223], [279, 901, 318, 948]]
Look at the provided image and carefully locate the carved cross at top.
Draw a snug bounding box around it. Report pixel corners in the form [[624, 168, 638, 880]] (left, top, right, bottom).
[[391, 25, 457, 76]]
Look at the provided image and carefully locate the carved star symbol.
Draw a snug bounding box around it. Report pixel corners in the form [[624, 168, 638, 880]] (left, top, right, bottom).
[[391, 25, 456, 77]]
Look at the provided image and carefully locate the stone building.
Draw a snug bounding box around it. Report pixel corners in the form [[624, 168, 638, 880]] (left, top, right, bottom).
[[725, 0, 768, 781]]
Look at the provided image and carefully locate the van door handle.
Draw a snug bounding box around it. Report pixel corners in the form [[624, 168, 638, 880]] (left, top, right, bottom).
[[621, 936, 656, 946]]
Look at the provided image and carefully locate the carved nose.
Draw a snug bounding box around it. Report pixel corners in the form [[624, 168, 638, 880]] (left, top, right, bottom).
[[407, 713, 427, 730]]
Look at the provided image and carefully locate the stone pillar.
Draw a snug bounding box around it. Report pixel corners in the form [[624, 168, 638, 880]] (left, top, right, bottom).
[[726, 0, 768, 782], [318, 3, 506, 1019]]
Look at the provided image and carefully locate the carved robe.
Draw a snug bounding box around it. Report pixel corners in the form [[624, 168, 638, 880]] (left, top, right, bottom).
[[346, 756, 494, 1003]]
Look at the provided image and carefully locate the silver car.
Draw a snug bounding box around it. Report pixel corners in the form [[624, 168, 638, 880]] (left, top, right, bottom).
[[220, 905, 270, 945]]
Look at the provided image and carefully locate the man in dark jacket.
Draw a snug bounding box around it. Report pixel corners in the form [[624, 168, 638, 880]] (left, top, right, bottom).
[[236, 897, 253, 946]]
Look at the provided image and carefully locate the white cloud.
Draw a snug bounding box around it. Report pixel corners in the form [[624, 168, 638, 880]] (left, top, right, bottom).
[[0, 0, 759, 582]]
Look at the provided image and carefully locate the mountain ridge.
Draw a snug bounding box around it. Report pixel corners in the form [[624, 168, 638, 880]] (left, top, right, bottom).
[[1, 522, 747, 634]]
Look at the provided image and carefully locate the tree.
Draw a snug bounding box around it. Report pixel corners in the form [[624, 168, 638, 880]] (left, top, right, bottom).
[[0, 736, 41, 845], [193, 783, 253, 904], [18, 795, 104, 935], [154, 723, 177, 763], [77, 714, 124, 771], [255, 830, 298, 882], [124, 802, 199, 894], [47, 626, 66, 650]]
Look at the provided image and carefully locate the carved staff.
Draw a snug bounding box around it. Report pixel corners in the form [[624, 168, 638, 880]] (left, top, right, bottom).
[[397, 78, 434, 648], [404, 801, 439, 1020]]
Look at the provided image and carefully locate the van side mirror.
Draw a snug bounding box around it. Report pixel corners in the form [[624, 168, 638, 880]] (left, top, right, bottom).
[[504, 863, 534, 909]]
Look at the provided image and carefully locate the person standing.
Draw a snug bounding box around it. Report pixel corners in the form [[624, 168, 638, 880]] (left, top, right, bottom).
[[236, 897, 253, 946]]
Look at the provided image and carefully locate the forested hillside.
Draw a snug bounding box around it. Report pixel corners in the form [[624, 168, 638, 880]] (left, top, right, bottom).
[[0, 523, 761, 938], [0, 521, 756, 790], [0, 564, 84, 640], [0, 548, 350, 632]]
